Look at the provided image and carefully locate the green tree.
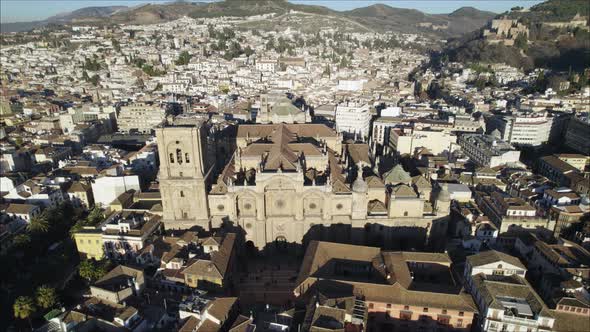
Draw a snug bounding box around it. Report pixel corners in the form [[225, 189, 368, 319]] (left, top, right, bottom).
[[36, 285, 58, 310], [175, 51, 192, 66], [533, 71, 547, 92], [111, 38, 121, 52], [89, 74, 100, 86], [79, 259, 107, 282], [474, 78, 487, 90], [79, 259, 96, 282], [514, 33, 528, 50], [244, 45, 254, 57], [265, 37, 275, 51], [13, 233, 31, 248], [322, 65, 331, 78], [141, 64, 165, 77], [83, 57, 101, 71], [28, 213, 50, 233], [13, 296, 35, 329]]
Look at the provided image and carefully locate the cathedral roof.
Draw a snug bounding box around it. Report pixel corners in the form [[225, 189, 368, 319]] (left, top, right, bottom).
[[237, 124, 337, 139], [327, 149, 349, 193], [383, 164, 411, 185], [332, 179, 350, 193], [265, 147, 298, 171], [266, 125, 299, 171], [270, 123, 297, 144], [368, 200, 387, 213], [271, 97, 304, 116], [392, 184, 417, 198], [365, 175, 385, 188], [344, 143, 371, 165], [411, 175, 431, 189]]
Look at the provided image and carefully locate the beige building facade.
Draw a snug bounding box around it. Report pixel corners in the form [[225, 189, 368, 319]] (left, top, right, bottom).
[[157, 118, 451, 249]]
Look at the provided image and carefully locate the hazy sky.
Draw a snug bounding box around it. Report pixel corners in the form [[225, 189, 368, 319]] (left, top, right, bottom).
[[1, 0, 544, 23]]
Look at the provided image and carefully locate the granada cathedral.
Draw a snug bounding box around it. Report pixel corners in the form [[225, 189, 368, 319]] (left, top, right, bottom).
[[156, 112, 451, 250]]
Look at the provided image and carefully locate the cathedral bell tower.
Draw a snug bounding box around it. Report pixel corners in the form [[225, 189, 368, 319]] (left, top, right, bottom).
[[156, 120, 212, 229]]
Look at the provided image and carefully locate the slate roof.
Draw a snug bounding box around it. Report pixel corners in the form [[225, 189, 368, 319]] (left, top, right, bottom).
[[296, 241, 477, 312], [6, 203, 38, 215], [466, 250, 526, 269], [472, 273, 554, 319]]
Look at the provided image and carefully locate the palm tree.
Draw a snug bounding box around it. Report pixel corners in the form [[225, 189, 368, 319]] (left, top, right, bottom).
[[27, 214, 49, 233], [36, 285, 58, 310], [86, 207, 104, 226], [13, 234, 31, 248], [13, 296, 35, 329]]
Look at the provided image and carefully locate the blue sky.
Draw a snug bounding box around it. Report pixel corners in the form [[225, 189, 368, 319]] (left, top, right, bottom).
[[1, 0, 544, 23]]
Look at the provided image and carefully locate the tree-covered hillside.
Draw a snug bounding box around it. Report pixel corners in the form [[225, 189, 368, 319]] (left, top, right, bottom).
[[444, 0, 590, 72]]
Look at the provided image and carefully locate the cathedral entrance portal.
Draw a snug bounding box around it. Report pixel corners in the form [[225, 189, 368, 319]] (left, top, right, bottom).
[[275, 236, 288, 251]]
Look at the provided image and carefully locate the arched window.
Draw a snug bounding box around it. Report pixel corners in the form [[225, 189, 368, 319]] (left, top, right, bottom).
[[404, 211, 408, 216], [185, 153, 190, 163], [176, 149, 183, 165], [169, 153, 175, 163], [180, 191, 184, 197]]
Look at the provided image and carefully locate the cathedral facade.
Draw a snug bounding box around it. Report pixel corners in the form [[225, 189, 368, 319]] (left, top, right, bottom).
[[157, 117, 451, 249]]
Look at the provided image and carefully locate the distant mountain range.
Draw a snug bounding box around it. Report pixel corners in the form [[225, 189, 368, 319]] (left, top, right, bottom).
[[0, 0, 496, 37], [1, 6, 127, 33], [344, 4, 496, 36]]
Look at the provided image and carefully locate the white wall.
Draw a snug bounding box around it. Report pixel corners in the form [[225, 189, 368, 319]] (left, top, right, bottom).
[[91, 176, 140, 207]]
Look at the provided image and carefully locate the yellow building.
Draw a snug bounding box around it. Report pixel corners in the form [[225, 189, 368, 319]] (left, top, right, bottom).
[[73, 227, 104, 260], [557, 153, 589, 172], [67, 181, 94, 211], [183, 261, 224, 288]]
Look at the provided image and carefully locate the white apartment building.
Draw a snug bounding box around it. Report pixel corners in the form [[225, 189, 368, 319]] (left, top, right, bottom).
[[371, 117, 402, 150], [162, 83, 188, 94], [463, 251, 554, 332], [389, 127, 457, 156], [458, 134, 521, 168], [117, 103, 167, 134], [335, 102, 372, 140], [337, 79, 368, 91], [464, 251, 527, 290], [453, 115, 483, 133], [59, 105, 117, 133], [255, 59, 277, 73], [470, 274, 555, 332], [488, 112, 553, 146]]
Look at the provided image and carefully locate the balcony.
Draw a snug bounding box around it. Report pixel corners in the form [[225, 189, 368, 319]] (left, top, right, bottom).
[[502, 315, 539, 327], [487, 315, 539, 330]]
